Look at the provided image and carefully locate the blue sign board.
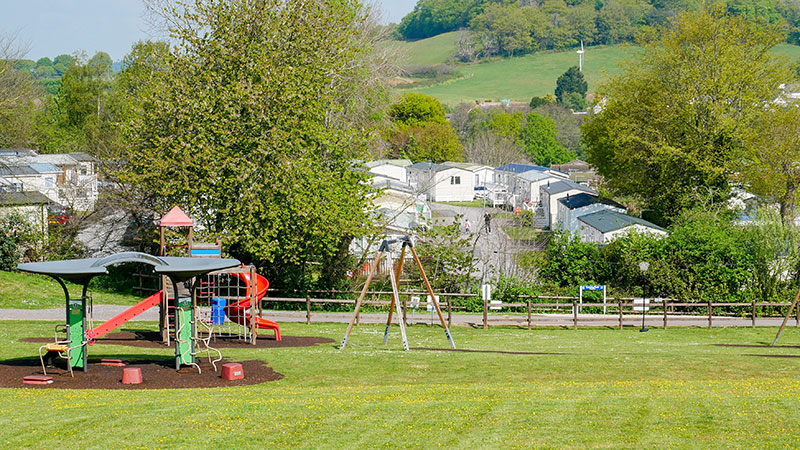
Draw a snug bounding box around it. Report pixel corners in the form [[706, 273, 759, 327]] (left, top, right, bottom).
[[581, 285, 605, 291]]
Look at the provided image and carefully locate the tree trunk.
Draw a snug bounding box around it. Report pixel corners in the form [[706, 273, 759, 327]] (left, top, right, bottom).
[[781, 182, 797, 226]]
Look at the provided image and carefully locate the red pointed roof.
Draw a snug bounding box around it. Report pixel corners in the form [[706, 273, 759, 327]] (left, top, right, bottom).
[[160, 206, 194, 227]]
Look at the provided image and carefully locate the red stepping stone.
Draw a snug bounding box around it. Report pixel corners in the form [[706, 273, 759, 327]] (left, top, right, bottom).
[[23, 375, 53, 385], [122, 367, 142, 385], [221, 363, 244, 380], [101, 359, 128, 367]]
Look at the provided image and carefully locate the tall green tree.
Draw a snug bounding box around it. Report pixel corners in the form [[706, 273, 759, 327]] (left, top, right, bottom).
[[398, 0, 505, 40], [521, 112, 574, 166], [741, 104, 800, 224], [583, 6, 791, 224], [36, 51, 117, 157], [53, 54, 75, 76], [388, 92, 447, 126], [0, 35, 38, 147], [400, 121, 463, 162], [555, 66, 587, 104], [121, 0, 383, 289]]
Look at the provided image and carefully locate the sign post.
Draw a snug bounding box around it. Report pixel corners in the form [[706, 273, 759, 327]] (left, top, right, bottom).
[[633, 298, 650, 332], [638, 262, 650, 332], [579, 285, 606, 313]]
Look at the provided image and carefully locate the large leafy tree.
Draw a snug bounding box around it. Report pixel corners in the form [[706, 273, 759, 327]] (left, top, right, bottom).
[[36, 51, 118, 157], [555, 66, 587, 104], [386, 92, 462, 162], [741, 104, 800, 224], [401, 122, 463, 162], [122, 0, 382, 289], [388, 93, 447, 126], [398, 0, 503, 40], [0, 35, 38, 147], [583, 6, 791, 224], [521, 112, 574, 166]]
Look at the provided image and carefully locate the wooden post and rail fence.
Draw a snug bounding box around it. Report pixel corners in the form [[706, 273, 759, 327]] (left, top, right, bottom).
[[255, 289, 800, 330]]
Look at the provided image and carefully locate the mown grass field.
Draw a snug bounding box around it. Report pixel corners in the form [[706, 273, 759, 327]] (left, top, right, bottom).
[[389, 35, 800, 106], [0, 270, 143, 309], [1, 320, 800, 448]]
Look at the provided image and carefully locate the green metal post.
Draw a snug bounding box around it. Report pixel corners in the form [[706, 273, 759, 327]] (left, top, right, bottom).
[[175, 296, 194, 368], [53, 276, 87, 371]]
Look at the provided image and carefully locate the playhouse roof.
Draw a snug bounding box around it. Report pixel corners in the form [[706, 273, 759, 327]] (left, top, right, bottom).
[[160, 206, 194, 227], [17, 252, 240, 285]]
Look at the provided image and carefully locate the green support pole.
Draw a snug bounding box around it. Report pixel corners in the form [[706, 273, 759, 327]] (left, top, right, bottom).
[[53, 276, 87, 371], [175, 296, 194, 368], [67, 294, 87, 370]]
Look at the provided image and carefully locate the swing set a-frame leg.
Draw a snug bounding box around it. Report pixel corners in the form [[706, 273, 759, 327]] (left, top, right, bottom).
[[384, 245, 407, 346], [385, 250, 409, 351], [340, 237, 456, 351], [773, 287, 800, 346], [339, 250, 383, 350], [409, 245, 456, 349]]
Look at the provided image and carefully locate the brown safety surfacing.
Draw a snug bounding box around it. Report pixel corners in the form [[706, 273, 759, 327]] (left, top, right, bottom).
[[7, 332, 336, 389], [0, 358, 282, 389]]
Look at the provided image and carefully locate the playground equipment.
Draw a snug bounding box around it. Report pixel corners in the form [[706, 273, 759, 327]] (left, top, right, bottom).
[[189, 238, 282, 342], [18, 252, 241, 374], [228, 272, 281, 341], [159, 207, 281, 343], [340, 235, 456, 351]]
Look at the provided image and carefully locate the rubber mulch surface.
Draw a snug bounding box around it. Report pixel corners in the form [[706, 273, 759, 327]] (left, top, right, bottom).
[[8, 332, 335, 389], [0, 358, 282, 389]]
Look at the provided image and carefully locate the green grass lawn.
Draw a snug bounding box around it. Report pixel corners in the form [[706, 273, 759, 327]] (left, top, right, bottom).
[[1, 321, 800, 447], [0, 270, 144, 309], [394, 41, 800, 106], [504, 225, 542, 240], [435, 199, 487, 207]]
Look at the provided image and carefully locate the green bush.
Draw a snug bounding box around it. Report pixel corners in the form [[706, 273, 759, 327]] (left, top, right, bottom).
[[0, 213, 36, 270], [537, 231, 604, 287], [535, 206, 800, 308]]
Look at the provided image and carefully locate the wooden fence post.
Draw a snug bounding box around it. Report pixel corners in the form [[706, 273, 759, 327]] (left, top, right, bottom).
[[752, 300, 756, 328], [573, 300, 578, 330], [305, 295, 311, 325], [663, 298, 668, 329], [796, 301, 799, 327], [483, 296, 488, 330], [402, 296, 407, 327], [447, 298, 452, 328], [707, 300, 712, 328], [527, 300, 532, 330], [618, 300, 623, 330]]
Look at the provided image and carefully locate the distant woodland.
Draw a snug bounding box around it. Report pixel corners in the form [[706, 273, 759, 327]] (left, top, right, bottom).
[[396, 0, 800, 59]]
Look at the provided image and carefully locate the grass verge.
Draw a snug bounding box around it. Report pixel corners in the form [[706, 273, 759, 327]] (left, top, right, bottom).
[[0, 270, 145, 309]]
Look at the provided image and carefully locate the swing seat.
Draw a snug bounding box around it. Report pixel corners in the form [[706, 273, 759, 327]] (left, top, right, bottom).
[[38, 324, 75, 377], [45, 343, 69, 353]]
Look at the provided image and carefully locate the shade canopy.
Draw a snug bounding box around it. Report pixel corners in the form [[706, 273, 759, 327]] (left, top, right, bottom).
[[160, 206, 194, 227], [18, 251, 240, 285]]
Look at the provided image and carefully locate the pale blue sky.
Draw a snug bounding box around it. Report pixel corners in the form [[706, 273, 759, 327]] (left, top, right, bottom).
[[0, 0, 417, 62]]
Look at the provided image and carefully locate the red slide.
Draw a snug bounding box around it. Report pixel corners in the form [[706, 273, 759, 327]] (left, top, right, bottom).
[[86, 291, 163, 342], [227, 273, 281, 341]]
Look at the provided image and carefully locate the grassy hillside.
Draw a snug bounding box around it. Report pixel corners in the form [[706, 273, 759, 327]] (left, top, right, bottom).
[[0, 270, 144, 309], [405, 45, 640, 105], [3, 322, 800, 447], [389, 33, 800, 106], [386, 31, 460, 67]]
